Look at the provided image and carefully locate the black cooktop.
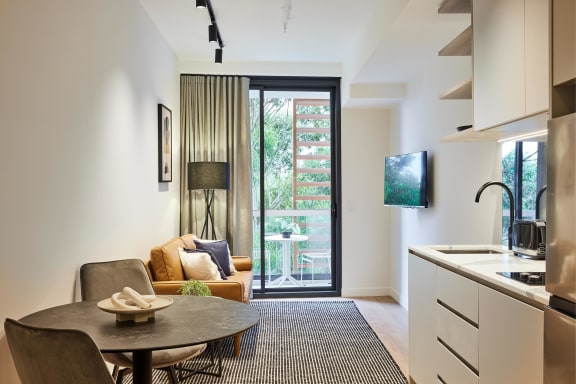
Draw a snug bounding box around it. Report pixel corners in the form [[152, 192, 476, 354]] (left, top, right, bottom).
[[497, 272, 546, 286]]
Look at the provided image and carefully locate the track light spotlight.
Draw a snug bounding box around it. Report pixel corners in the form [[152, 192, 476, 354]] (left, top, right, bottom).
[[197, 0, 223, 64], [209, 24, 218, 43]]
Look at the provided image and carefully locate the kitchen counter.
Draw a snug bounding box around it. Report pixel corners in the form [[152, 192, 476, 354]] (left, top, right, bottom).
[[409, 244, 549, 307]]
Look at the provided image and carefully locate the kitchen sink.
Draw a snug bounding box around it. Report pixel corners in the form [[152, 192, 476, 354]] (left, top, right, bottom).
[[434, 248, 507, 255]]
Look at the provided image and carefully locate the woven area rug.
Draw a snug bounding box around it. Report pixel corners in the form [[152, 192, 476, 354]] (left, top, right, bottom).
[[129, 299, 407, 384]]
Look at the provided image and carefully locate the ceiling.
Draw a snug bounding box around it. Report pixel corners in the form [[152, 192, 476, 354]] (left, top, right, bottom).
[[139, 0, 471, 99]]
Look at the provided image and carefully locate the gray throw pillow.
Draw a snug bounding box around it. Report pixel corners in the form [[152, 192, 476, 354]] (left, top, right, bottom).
[[193, 240, 232, 276]]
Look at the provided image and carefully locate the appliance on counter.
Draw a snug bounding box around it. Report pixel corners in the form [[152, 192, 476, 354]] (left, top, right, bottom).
[[512, 219, 546, 259], [544, 112, 576, 384]]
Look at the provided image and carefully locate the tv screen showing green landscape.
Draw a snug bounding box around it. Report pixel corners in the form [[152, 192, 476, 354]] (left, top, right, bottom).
[[384, 151, 428, 208]]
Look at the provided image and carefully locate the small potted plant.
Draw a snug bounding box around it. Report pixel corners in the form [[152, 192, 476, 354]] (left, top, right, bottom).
[[276, 218, 301, 238], [179, 279, 212, 297]]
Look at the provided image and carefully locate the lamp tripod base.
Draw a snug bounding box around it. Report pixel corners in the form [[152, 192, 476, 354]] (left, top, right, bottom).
[[201, 189, 217, 240]]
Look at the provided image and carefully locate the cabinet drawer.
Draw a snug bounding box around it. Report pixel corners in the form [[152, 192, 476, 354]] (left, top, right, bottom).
[[436, 268, 478, 323], [437, 341, 479, 384], [437, 304, 479, 370]]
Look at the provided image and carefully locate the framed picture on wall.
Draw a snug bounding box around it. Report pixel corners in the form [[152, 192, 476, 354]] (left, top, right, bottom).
[[158, 104, 172, 182]]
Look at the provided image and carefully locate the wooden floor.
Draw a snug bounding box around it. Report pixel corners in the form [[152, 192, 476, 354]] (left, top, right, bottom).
[[351, 296, 409, 378]]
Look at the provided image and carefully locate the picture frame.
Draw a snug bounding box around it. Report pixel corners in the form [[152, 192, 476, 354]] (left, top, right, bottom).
[[158, 104, 172, 182]]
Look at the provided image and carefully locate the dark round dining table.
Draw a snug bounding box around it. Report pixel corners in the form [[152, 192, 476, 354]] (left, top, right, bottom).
[[19, 295, 260, 384]]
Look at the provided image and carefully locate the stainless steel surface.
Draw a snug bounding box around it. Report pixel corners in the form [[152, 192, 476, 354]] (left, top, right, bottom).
[[512, 219, 546, 259], [546, 113, 576, 303], [545, 113, 576, 384], [544, 307, 576, 384]]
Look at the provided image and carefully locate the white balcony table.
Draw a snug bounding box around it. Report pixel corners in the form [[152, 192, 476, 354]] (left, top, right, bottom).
[[265, 234, 308, 286]]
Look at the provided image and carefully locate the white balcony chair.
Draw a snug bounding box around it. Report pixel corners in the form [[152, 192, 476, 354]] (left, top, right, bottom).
[[300, 250, 331, 281]]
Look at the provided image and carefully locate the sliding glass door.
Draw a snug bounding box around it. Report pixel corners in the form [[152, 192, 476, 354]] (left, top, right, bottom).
[[250, 77, 341, 296]]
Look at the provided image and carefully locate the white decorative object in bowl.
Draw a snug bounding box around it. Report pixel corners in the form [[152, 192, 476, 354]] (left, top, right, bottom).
[[97, 296, 173, 323]]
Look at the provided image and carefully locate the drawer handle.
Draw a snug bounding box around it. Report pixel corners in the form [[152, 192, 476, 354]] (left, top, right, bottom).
[[437, 299, 478, 327], [437, 337, 480, 376]]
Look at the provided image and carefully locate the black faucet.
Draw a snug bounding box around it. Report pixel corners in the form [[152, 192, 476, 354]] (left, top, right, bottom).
[[535, 185, 547, 220], [475, 181, 515, 250]]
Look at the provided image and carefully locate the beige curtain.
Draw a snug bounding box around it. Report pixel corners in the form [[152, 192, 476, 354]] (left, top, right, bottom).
[[180, 75, 253, 257]]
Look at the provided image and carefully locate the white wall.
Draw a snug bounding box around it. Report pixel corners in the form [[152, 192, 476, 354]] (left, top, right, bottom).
[[341, 108, 392, 297], [340, 98, 500, 303], [340, 58, 502, 305], [388, 61, 502, 308], [0, 1, 180, 382]]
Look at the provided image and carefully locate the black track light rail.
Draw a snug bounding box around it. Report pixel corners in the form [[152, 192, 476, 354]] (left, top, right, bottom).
[[205, 0, 223, 49]]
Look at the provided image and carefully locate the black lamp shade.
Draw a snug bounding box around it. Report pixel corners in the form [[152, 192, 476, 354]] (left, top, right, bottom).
[[209, 24, 218, 43], [188, 162, 229, 190], [196, 0, 206, 8], [215, 48, 223, 64]]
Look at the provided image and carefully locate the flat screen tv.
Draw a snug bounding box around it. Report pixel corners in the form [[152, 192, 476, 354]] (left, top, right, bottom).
[[384, 150, 428, 208]]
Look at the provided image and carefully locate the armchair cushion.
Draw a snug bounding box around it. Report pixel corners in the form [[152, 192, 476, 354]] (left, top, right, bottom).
[[149, 237, 186, 281]]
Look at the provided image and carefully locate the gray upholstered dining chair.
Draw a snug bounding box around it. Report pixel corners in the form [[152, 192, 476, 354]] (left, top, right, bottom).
[[4, 318, 116, 384], [80, 259, 206, 384]]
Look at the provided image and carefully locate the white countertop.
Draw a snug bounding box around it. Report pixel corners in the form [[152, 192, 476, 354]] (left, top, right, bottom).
[[409, 244, 549, 306]]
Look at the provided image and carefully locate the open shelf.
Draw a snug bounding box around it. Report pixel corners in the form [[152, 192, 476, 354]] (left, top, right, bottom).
[[440, 80, 472, 100], [439, 26, 472, 56], [438, 0, 472, 101], [438, 0, 471, 14]]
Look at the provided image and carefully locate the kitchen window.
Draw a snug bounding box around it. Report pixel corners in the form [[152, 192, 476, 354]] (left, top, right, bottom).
[[501, 141, 547, 245]]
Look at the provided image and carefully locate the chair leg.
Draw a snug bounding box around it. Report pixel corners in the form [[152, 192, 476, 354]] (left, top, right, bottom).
[[233, 333, 242, 356], [311, 257, 315, 280], [111, 365, 120, 381], [115, 368, 126, 384], [267, 251, 271, 282], [167, 365, 179, 384]]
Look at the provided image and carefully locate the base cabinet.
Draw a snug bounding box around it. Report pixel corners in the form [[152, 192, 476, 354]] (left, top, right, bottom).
[[408, 252, 544, 384], [479, 286, 544, 384], [408, 254, 437, 384]]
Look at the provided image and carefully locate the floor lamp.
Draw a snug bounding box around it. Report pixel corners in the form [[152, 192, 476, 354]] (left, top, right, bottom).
[[187, 161, 230, 239]]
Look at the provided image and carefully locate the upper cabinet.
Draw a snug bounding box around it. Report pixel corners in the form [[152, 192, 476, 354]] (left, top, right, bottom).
[[551, 0, 576, 118], [473, 0, 549, 132]]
